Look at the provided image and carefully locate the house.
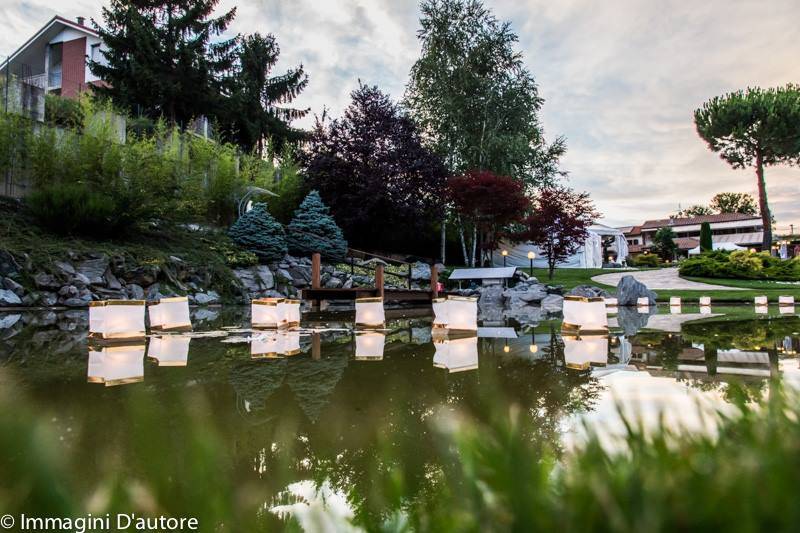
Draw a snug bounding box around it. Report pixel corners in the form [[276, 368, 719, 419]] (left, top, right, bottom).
[[620, 213, 765, 257], [0, 15, 106, 100]]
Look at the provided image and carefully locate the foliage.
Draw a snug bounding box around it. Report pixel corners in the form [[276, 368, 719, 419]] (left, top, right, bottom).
[[90, 0, 238, 126], [447, 170, 528, 266], [677, 204, 714, 217], [630, 253, 662, 267], [652, 227, 677, 260], [44, 94, 83, 129], [679, 250, 800, 281], [227, 203, 286, 261], [514, 186, 599, 279], [405, 0, 565, 188], [26, 183, 124, 238], [700, 221, 713, 252], [302, 84, 447, 253], [710, 192, 758, 215], [258, 145, 306, 224], [219, 33, 309, 154], [286, 191, 347, 260], [694, 85, 800, 248]]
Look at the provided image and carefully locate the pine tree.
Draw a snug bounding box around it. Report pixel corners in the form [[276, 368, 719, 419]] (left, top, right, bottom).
[[700, 222, 713, 252], [90, 0, 238, 126], [286, 191, 348, 259], [228, 203, 287, 261]]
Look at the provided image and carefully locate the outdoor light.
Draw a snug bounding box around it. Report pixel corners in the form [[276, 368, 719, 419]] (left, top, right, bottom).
[[503, 341, 510, 353], [87, 344, 146, 386], [147, 335, 191, 366], [754, 296, 768, 306], [432, 297, 449, 329], [670, 297, 681, 306], [529, 344, 538, 354], [278, 299, 302, 329], [444, 296, 478, 333], [502, 249, 508, 267], [562, 335, 609, 370], [355, 297, 385, 328], [148, 296, 192, 331], [780, 296, 795, 307], [750, 248, 757, 253], [527, 250, 536, 275], [252, 298, 285, 329], [502, 250, 508, 256], [355, 331, 386, 361], [562, 296, 608, 335], [433, 335, 479, 373], [89, 300, 146, 342], [699, 296, 711, 306]]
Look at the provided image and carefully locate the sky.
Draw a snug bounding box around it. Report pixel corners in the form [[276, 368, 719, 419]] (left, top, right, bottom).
[[3, 0, 800, 231]]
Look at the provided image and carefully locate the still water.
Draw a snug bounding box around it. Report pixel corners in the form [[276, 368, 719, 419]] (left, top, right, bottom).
[[1, 304, 799, 527]]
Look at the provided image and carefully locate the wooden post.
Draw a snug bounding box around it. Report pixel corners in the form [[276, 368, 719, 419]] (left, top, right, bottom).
[[430, 265, 439, 299], [311, 252, 321, 289], [407, 264, 412, 289], [375, 264, 385, 298], [311, 332, 321, 360]]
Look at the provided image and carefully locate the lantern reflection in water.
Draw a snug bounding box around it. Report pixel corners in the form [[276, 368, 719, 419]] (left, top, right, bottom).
[[563, 334, 609, 370], [89, 300, 146, 341], [355, 297, 385, 328], [279, 299, 302, 328], [433, 335, 478, 373], [562, 296, 608, 335], [432, 297, 449, 329], [87, 344, 146, 386], [148, 297, 192, 331], [354, 332, 386, 361], [755, 305, 769, 315], [251, 331, 302, 359], [147, 335, 191, 366], [252, 298, 285, 328], [780, 305, 795, 315]]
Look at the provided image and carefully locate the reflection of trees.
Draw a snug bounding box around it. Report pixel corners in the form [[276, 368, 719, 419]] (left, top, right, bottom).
[[683, 316, 800, 350]]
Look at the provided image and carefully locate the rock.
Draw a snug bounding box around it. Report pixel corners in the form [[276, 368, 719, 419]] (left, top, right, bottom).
[[540, 294, 564, 314], [126, 284, 145, 300], [324, 276, 343, 289], [545, 285, 564, 295], [478, 285, 505, 322], [360, 258, 388, 267], [0, 251, 19, 277], [58, 285, 79, 298], [410, 261, 432, 281], [125, 265, 159, 287], [0, 313, 21, 329], [72, 272, 91, 287], [146, 283, 166, 301], [62, 297, 90, 307], [616, 275, 657, 306], [76, 257, 109, 285], [40, 292, 58, 306], [287, 266, 311, 287], [33, 272, 60, 290], [53, 260, 76, 277], [616, 306, 655, 336], [193, 291, 220, 305], [103, 269, 123, 290], [2, 277, 24, 297], [342, 278, 353, 289], [233, 265, 275, 295], [0, 289, 22, 306], [568, 285, 611, 298]]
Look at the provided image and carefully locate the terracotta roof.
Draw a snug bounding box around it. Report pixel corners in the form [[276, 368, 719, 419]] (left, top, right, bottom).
[[627, 225, 643, 236], [640, 213, 760, 230], [674, 237, 700, 250]]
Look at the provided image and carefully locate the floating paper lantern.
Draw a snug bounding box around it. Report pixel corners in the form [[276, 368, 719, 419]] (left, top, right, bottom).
[[700, 306, 712, 315], [755, 305, 768, 315], [87, 344, 146, 386], [636, 297, 650, 308], [147, 335, 191, 366], [355, 332, 386, 361], [670, 297, 681, 306], [148, 297, 192, 331], [780, 305, 795, 315], [433, 335, 478, 373], [754, 295, 768, 306], [699, 296, 711, 306], [562, 296, 608, 334], [252, 298, 285, 329], [779, 296, 795, 306], [445, 297, 478, 332], [432, 297, 449, 329], [355, 297, 385, 328], [279, 299, 302, 328], [562, 334, 609, 370], [89, 300, 146, 341]]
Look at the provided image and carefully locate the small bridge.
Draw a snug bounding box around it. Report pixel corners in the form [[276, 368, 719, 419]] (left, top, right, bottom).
[[302, 251, 444, 308]]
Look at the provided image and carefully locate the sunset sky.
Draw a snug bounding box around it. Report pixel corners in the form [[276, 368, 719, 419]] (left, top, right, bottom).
[[4, 0, 799, 230]]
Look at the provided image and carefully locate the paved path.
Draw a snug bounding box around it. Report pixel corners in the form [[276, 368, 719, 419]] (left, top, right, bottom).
[[591, 268, 744, 291]]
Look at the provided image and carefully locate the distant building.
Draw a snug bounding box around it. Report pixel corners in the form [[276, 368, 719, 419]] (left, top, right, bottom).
[[619, 213, 765, 257]]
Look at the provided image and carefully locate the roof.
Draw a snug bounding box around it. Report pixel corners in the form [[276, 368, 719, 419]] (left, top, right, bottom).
[[674, 237, 700, 250], [0, 15, 98, 70], [713, 232, 764, 246], [640, 213, 760, 230], [449, 267, 517, 280]]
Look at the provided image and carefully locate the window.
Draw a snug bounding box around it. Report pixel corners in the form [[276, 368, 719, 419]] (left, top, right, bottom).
[[90, 43, 105, 65]]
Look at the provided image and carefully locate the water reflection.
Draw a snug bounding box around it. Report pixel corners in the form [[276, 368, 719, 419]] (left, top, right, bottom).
[[87, 343, 146, 386], [354, 332, 385, 361], [148, 335, 191, 366], [433, 335, 479, 373]]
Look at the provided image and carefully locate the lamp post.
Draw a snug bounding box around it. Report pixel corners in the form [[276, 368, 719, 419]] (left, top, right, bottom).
[[501, 249, 508, 267], [527, 250, 535, 276]]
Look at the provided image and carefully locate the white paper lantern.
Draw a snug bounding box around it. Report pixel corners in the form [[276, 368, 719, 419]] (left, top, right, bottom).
[[670, 297, 681, 306], [636, 297, 650, 308], [446, 297, 478, 332], [780, 305, 795, 315], [88, 344, 146, 386], [355, 332, 386, 361], [699, 296, 711, 306], [433, 335, 478, 373], [604, 297, 618, 306], [670, 305, 682, 314], [562, 334, 609, 370], [755, 305, 768, 315], [147, 335, 191, 366], [355, 297, 385, 328], [251, 332, 283, 359], [148, 297, 192, 331], [605, 305, 618, 315], [279, 299, 302, 328], [280, 331, 302, 356], [700, 306, 712, 315], [432, 297, 449, 328], [252, 298, 285, 329], [89, 300, 146, 341], [562, 296, 608, 334], [779, 295, 795, 306], [754, 295, 768, 306]]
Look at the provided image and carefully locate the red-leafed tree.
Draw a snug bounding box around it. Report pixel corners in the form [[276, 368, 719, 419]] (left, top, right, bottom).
[[516, 186, 599, 279], [447, 170, 529, 266]]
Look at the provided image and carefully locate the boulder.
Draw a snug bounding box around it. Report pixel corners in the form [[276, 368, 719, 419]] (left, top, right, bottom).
[[126, 284, 145, 300], [616, 275, 657, 306], [0, 314, 22, 329], [616, 306, 655, 336], [545, 285, 564, 295], [2, 277, 24, 297], [0, 250, 18, 277], [58, 285, 79, 298], [53, 260, 76, 277], [324, 276, 343, 289], [233, 265, 275, 295], [33, 272, 60, 290], [40, 292, 58, 307], [125, 265, 159, 287], [410, 261, 432, 281], [71, 272, 91, 288], [76, 257, 109, 285], [540, 294, 564, 314], [567, 285, 611, 298], [193, 291, 221, 305], [0, 289, 22, 307], [478, 285, 505, 322], [103, 269, 123, 290], [503, 284, 548, 308]]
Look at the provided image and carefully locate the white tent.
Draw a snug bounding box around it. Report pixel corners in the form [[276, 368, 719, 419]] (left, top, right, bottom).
[[687, 242, 744, 255], [492, 223, 628, 269]]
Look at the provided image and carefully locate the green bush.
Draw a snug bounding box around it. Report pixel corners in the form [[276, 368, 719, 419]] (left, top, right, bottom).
[[44, 94, 83, 129], [227, 203, 287, 261], [680, 249, 800, 281], [26, 183, 123, 237], [631, 253, 662, 267], [286, 191, 348, 259]]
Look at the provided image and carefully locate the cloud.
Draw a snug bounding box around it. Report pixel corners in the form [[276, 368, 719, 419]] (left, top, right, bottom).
[[3, 0, 799, 230]]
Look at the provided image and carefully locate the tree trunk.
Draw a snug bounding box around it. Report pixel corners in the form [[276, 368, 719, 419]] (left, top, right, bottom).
[[457, 216, 468, 266], [440, 216, 446, 264], [470, 225, 477, 267], [755, 150, 773, 250]]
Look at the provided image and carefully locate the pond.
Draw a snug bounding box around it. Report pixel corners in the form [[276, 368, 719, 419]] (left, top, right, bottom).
[[1, 304, 799, 528]]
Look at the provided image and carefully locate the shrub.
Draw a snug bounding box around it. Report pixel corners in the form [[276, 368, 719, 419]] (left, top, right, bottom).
[[700, 221, 712, 252], [44, 94, 83, 129], [631, 254, 662, 267], [679, 249, 800, 281], [26, 183, 123, 237], [286, 191, 348, 259], [227, 203, 287, 261]]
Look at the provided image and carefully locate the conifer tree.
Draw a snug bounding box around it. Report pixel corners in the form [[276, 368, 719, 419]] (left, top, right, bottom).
[[286, 191, 347, 259], [228, 203, 287, 261], [700, 222, 713, 253]]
